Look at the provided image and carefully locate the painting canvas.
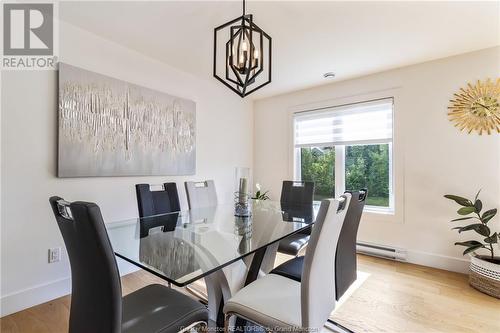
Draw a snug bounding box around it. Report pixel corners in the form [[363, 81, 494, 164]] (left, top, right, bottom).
[[58, 63, 196, 177]]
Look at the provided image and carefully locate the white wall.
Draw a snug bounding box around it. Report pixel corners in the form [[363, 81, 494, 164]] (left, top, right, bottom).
[[0, 22, 252, 316], [253, 47, 500, 273]]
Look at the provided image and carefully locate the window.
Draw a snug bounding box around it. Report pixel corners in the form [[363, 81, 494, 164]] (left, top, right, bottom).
[[345, 144, 390, 207], [294, 98, 394, 211], [300, 146, 335, 200]]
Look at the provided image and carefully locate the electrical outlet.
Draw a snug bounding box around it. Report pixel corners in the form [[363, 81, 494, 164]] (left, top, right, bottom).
[[48, 247, 61, 263]]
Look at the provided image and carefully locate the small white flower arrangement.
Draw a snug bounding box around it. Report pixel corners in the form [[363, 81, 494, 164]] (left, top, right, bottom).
[[251, 183, 270, 200]]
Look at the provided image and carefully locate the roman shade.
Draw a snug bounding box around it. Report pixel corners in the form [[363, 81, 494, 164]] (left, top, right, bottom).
[[294, 98, 393, 147]]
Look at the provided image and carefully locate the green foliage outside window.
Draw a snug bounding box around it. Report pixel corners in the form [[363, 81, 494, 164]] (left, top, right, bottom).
[[300, 147, 335, 200], [346, 145, 389, 207], [300, 144, 390, 207]]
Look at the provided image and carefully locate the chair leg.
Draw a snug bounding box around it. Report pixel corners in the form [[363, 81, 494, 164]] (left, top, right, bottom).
[[224, 313, 232, 333], [198, 321, 208, 333], [225, 313, 273, 333]]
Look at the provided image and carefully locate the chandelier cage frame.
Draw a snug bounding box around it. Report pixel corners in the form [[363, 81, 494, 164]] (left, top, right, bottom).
[[213, 2, 272, 98]]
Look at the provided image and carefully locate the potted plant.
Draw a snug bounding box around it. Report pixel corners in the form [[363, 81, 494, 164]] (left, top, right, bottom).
[[444, 191, 500, 298], [251, 183, 270, 201]]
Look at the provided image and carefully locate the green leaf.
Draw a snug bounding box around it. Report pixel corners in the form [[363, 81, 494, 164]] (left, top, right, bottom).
[[463, 244, 483, 255], [484, 233, 498, 244], [451, 217, 477, 222], [444, 195, 473, 207], [261, 191, 270, 200], [474, 189, 482, 202], [455, 223, 490, 236], [481, 209, 497, 223], [253, 190, 270, 200], [457, 206, 475, 215], [455, 240, 483, 247], [474, 200, 482, 214]]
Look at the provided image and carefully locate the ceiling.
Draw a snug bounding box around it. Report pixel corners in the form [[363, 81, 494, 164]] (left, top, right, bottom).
[[59, 1, 500, 99]]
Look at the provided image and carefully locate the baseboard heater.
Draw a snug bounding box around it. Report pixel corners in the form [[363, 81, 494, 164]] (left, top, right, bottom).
[[356, 242, 407, 261]]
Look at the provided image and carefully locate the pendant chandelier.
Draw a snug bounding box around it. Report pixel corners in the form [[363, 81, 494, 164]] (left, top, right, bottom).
[[213, 0, 272, 98]]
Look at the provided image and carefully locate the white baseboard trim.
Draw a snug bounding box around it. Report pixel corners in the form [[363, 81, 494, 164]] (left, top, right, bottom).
[[0, 258, 139, 318], [405, 250, 470, 274], [0, 277, 71, 318]]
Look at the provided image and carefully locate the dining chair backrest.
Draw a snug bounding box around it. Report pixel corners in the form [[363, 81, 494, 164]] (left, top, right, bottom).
[[49, 197, 122, 333], [280, 181, 315, 207], [135, 183, 181, 218], [335, 189, 367, 300], [184, 180, 218, 209], [300, 194, 351, 331]]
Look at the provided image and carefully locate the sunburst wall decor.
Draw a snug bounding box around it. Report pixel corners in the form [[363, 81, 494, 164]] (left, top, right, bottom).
[[448, 78, 500, 135]]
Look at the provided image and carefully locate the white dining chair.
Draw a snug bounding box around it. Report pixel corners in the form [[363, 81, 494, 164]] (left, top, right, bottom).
[[185, 180, 218, 209], [223, 194, 352, 332]]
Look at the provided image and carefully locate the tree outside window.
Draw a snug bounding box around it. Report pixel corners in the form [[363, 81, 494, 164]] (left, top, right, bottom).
[[294, 98, 394, 210]]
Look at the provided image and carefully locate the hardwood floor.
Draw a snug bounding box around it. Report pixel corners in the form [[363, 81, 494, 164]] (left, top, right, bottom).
[[1, 255, 499, 333], [330, 255, 500, 333]]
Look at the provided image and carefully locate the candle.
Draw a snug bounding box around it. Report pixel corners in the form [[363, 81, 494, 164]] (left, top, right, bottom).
[[238, 177, 248, 204]]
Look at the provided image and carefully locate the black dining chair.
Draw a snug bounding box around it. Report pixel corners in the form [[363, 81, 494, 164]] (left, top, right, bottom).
[[280, 180, 315, 207], [278, 180, 315, 256], [49, 196, 208, 333], [270, 189, 368, 300], [137, 182, 209, 300], [138, 212, 179, 238], [135, 183, 181, 218]]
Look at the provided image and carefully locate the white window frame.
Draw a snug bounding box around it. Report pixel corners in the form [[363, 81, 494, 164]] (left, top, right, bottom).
[[293, 98, 395, 214]]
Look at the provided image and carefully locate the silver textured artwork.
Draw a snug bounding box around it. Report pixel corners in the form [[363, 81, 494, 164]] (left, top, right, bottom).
[[58, 63, 196, 177]]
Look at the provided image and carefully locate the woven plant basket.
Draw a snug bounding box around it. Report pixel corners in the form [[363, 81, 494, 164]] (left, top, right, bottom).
[[469, 254, 500, 299]]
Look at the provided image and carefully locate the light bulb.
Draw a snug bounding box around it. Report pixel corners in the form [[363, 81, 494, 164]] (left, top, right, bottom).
[[254, 48, 259, 59], [241, 40, 248, 51]]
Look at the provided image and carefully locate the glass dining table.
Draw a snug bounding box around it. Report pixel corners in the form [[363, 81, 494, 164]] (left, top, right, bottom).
[[106, 200, 320, 324]]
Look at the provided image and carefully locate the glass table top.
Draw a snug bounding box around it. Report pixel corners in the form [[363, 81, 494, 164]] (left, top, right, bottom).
[[106, 201, 319, 286]]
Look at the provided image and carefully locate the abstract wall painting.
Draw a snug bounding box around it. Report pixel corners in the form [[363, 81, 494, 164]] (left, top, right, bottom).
[[58, 63, 196, 177]]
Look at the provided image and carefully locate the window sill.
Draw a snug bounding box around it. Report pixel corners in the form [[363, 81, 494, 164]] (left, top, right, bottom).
[[364, 206, 394, 215], [362, 207, 401, 224], [313, 200, 395, 216]]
